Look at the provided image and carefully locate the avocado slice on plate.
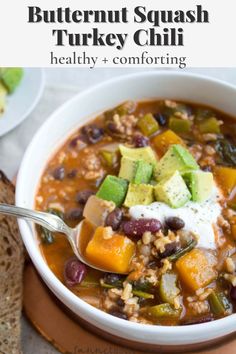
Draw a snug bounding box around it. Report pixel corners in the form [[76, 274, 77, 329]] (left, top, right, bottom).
[[0, 68, 24, 93]]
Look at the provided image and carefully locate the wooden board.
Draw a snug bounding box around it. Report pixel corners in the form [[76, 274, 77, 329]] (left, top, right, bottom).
[[23, 262, 236, 354]]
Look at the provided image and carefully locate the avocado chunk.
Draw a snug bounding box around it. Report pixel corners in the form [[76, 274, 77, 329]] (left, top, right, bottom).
[[133, 160, 153, 184], [119, 157, 153, 184], [183, 170, 214, 202], [118, 157, 137, 181], [155, 144, 199, 181], [124, 184, 154, 207], [0, 82, 7, 115], [154, 171, 191, 208], [119, 144, 158, 166], [0, 68, 24, 93], [96, 175, 128, 206]]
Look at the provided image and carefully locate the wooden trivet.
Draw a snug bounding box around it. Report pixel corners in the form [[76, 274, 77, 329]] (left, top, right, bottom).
[[23, 262, 236, 354]]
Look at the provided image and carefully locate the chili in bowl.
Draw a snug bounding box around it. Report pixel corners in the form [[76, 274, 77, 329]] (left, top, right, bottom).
[[16, 71, 236, 349]]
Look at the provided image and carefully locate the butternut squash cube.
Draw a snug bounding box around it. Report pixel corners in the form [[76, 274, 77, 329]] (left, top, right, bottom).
[[176, 249, 217, 291], [152, 130, 185, 156], [85, 227, 135, 273], [213, 166, 236, 198]]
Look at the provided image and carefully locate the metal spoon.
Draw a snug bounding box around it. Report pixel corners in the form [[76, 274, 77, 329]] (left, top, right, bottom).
[[0, 203, 113, 273]]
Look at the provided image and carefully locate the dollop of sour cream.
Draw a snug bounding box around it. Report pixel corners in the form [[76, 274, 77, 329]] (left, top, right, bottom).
[[129, 186, 222, 250]]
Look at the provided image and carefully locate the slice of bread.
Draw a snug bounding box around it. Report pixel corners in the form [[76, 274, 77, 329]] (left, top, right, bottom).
[[0, 171, 24, 354]]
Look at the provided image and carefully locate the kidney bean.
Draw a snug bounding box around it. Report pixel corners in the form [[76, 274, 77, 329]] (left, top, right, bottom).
[[133, 134, 149, 148], [52, 166, 65, 180], [159, 241, 180, 258], [123, 218, 162, 238], [105, 208, 123, 230], [64, 258, 87, 286], [109, 311, 127, 320], [230, 286, 236, 301], [76, 190, 95, 205], [66, 207, 83, 221], [81, 124, 104, 144], [154, 113, 167, 126], [165, 217, 185, 231]]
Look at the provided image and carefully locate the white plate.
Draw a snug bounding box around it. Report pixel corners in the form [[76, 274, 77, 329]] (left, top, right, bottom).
[[0, 68, 45, 136]]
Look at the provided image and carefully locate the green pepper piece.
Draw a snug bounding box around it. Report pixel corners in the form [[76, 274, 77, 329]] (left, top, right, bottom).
[[169, 117, 192, 133], [208, 291, 231, 315], [148, 303, 181, 318], [99, 144, 119, 167], [105, 101, 136, 120], [100, 150, 116, 167], [132, 290, 154, 299], [168, 239, 197, 262], [195, 108, 215, 121], [198, 117, 221, 134], [137, 113, 159, 136], [159, 273, 180, 305]]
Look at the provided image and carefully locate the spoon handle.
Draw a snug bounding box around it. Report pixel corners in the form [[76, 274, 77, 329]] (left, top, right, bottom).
[[0, 203, 72, 236]]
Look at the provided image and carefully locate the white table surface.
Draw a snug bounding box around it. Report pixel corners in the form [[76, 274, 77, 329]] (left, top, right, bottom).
[[1, 67, 236, 353]]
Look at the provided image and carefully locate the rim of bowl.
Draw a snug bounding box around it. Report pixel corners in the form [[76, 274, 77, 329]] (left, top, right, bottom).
[[16, 70, 236, 345]]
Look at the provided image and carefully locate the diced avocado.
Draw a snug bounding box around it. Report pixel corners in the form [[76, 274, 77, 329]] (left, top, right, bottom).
[[96, 175, 128, 206], [183, 170, 214, 202], [119, 157, 153, 184], [154, 171, 191, 208], [169, 117, 192, 133], [119, 145, 158, 166], [133, 160, 153, 184], [1, 68, 24, 93], [0, 82, 7, 115], [137, 113, 159, 136], [119, 157, 137, 181], [124, 184, 154, 207], [155, 144, 199, 181]]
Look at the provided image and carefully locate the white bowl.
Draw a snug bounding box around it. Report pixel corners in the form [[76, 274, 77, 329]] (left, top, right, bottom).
[[16, 71, 236, 348]]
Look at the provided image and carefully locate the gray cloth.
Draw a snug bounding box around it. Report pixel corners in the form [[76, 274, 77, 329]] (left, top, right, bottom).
[[0, 85, 77, 180]]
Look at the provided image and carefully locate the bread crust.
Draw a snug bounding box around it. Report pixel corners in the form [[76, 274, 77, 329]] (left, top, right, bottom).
[[0, 171, 24, 354]]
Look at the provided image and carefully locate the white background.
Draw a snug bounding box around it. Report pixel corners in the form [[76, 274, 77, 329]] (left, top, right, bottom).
[[0, 0, 236, 67]]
